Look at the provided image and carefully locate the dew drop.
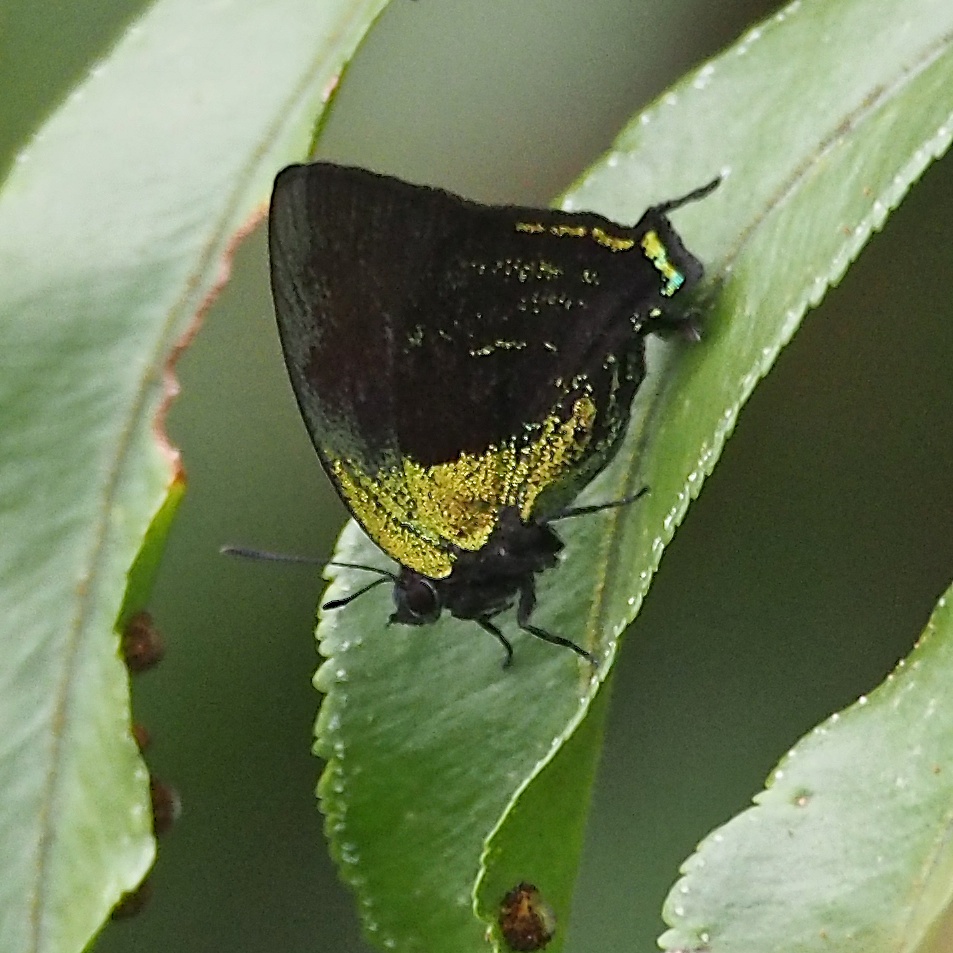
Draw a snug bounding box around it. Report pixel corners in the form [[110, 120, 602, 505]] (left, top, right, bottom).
[[692, 64, 715, 90], [339, 841, 360, 864]]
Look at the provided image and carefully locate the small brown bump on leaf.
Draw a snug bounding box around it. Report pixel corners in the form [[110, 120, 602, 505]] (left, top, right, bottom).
[[499, 882, 556, 951], [150, 775, 182, 836], [122, 610, 166, 674], [110, 875, 153, 920], [131, 722, 151, 752]]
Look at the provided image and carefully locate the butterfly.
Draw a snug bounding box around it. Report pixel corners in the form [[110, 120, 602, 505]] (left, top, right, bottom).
[[268, 162, 717, 665]]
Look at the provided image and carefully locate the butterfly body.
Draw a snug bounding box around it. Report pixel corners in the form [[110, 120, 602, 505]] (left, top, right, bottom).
[[268, 162, 715, 662]]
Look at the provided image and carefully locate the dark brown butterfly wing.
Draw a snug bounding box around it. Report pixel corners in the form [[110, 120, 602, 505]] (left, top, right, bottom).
[[269, 163, 704, 575]]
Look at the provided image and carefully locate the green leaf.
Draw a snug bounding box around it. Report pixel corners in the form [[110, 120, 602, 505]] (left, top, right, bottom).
[[0, 2, 388, 951], [476, 669, 615, 952], [315, 0, 953, 950], [660, 581, 953, 953]]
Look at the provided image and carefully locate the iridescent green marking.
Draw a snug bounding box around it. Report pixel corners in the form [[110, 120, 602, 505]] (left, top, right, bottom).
[[641, 230, 685, 297]]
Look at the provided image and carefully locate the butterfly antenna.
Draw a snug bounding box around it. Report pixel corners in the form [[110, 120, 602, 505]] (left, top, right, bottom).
[[222, 546, 395, 609], [550, 487, 649, 522], [323, 575, 392, 610], [322, 562, 397, 610], [326, 561, 397, 578], [653, 176, 721, 216], [220, 544, 324, 565]]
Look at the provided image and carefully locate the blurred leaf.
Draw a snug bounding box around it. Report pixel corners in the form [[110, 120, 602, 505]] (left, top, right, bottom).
[[315, 0, 953, 950], [660, 581, 953, 953], [0, 1, 388, 951]]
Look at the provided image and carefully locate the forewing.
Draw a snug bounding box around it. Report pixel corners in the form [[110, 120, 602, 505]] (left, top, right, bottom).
[[270, 163, 440, 472]]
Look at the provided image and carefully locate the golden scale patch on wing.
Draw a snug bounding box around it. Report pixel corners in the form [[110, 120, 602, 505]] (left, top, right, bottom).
[[470, 339, 529, 357], [483, 257, 564, 284], [328, 395, 598, 578], [591, 227, 635, 251], [515, 219, 636, 251]]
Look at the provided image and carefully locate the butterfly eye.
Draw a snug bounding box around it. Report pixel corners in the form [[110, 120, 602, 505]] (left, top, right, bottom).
[[392, 573, 442, 626]]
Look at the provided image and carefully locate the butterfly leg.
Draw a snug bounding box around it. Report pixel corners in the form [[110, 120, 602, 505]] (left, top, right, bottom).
[[552, 486, 648, 521], [515, 583, 597, 665], [477, 618, 515, 669]]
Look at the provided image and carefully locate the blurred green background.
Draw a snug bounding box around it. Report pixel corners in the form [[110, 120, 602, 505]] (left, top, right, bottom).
[[4, 1, 953, 951]]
